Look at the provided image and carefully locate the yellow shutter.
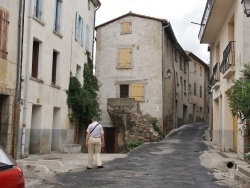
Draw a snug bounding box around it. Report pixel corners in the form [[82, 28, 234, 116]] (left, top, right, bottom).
[[118, 48, 131, 68], [130, 84, 144, 101], [122, 22, 131, 34]]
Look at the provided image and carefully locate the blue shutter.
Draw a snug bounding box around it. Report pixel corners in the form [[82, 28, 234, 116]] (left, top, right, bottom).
[[81, 19, 85, 46], [75, 12, 79, 41]]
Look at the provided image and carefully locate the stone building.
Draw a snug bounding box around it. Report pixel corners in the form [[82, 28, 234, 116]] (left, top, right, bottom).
[[95, 12, 190, 152], [199, 0, 250, 160], [0, 1, 19, 155], [0, 0, 101, 158], [186, 51, 210, 124]]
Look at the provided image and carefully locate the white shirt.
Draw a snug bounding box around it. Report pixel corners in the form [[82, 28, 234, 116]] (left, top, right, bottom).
[[87, 121, 104, 138]]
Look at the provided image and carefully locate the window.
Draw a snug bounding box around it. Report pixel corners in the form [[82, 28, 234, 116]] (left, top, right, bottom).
[[184, 61, 186, 73], [32, 40, 40, 78], [194, 63, 197, 72], [184, 79, 186, 92], [120, 85, 129, 98], [189, 84, 191, 93], [34, 0, 43, 20], [194, 82, 196, 96], [176, 72, 179, 85], [88, 0, 91, 10], [200, 85, 202, 98], [175, 49, 178, 62], [130, 84, 144, 102], [75, 12, 85, 46], [118, 48, 132, 68], [180, 56, 182, 70], [52, 50, 59, 85], [85, 24, 90, 50], [54, 0, 62, 32], [0, 7, 9, 59], [121, 22, 132, 34], [200, 66, 202, 76]]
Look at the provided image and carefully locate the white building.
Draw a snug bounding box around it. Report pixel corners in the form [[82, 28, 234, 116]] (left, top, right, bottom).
[[95, 12, 190, 152], [17, 0, 100, 157], [199, 0, 250, 159]]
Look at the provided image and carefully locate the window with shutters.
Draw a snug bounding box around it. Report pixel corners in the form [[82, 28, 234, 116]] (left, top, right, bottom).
[[32, 40, 40, 78], [194, 82, 197, 96], [75, 12, 85, 47], [130, 84, 144, 102], [0, 7, 9, 59], [54, 0, 62, 33], [120, 85, 129, 98], [52, 50, 59, 85], [121, 22, 132, 34], [34, 0, 43, 20], [118, 48, 132, 68]]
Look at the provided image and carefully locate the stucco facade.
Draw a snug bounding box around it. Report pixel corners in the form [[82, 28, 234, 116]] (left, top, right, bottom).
[[0, 1, 19, 154], [16, 0, 100, 157], [95, 12, 190, 151], [186, 52, 210, 125], [199, 0, 250, 159]]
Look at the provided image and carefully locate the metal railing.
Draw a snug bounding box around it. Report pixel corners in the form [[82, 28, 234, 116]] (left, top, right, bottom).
[[219, 41, 235, 74], [209, 63, 220, 85]]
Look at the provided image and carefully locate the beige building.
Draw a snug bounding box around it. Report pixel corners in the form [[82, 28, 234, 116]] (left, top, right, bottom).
[[10, 0, 101, 158], [199, 0, 250, 159], [186, 52, 210, 124], [95, 12, 190, 152], [0, 2, 19, 155]]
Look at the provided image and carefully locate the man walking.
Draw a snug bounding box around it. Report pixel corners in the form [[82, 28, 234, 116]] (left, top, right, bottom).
[[85, 117, 105, 169]]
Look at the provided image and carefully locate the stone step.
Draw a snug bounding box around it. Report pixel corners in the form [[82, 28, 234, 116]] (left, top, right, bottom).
[[63, 144, 81, 153], [234, 169, 250, 188], [237, 165, 250, 177]]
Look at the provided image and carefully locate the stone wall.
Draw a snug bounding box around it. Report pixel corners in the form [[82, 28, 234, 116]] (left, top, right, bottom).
[[107, 98, 162, 152]]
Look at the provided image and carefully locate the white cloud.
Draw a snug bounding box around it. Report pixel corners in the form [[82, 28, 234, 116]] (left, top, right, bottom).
[[96, 0, 210, 63]]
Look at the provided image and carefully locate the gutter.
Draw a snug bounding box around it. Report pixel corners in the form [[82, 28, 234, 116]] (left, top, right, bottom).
[[91, 2, 101, 60], [162, 22, 170, 131]]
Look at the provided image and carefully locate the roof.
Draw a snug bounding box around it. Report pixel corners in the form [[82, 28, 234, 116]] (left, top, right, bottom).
[[186, 51, 209, 69], [95, 11, 190, 61], [96, 11, 168, 29]]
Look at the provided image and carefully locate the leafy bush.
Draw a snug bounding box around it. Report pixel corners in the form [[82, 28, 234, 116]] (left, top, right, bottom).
[[150, 118, 165, 138], [228, 64, 250, 123], [128, 141, 144, 149]]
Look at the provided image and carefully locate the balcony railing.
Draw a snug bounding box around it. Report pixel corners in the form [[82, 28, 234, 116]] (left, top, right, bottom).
[[219, 41, 235, 74], [209, 63, 220, 86]]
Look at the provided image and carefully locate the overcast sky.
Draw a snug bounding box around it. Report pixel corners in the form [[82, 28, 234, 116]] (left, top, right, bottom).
[[95, 0, 210, 64]]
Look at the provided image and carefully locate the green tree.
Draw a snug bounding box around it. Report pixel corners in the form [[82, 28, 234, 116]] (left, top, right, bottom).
[[228, 64, 250, 123], [67, 52, 100, 125]]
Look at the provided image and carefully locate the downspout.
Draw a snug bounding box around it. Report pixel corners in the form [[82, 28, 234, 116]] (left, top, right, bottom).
[[172, 46, 177, 129], [162, 22, 170, 131], [13, 0, 25, 159], [21, 1, 33, 157], [91, 2, 101, 60]]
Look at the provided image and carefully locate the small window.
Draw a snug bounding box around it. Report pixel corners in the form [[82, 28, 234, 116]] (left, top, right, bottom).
[[34, 0, 43, 20], [54, 0, 62, 33], [88, 0, 91, 10], [121, 22, 132, 34], [75, 12, 85, 47], [176, 73, 179, 85], [180, 56, 183, 70], [200, 66, 202, 76], [118, 48, 132, 68], [52, 51, 59, 85], [32, 40, 40, 78], [175, 49, 178, 62], [194, 82, 196, 96], [120, 85, 129, 98], [200, 85, 202, 98]]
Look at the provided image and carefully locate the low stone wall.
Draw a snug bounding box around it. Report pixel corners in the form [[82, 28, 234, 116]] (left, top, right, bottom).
[[107, 98, 161, 152]]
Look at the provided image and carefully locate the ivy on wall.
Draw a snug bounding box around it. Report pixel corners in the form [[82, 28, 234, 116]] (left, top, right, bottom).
[[228, 64, 250, 123], [66, 51, 100, 125]]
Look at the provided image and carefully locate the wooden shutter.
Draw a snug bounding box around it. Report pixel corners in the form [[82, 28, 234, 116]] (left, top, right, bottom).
[[0, 7, 9, 59], [118, 48, 131, 68], [121, 22, 131, 34], [130, 84, 144, 101]]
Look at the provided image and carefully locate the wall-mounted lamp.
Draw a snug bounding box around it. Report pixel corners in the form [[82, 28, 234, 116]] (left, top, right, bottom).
[[242, 0, 250, 17], [166, 69, 172, 79]]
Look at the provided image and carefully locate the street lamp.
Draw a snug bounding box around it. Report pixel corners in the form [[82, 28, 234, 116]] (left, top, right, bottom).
[[166, 69, 172, 79], [242, 0, 250, 17]]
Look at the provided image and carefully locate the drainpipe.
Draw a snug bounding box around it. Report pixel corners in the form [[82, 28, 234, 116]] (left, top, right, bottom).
[[21, 1, 33, 157], [91, 2, 101, 60], [13, 0, 25, 159], [162, 22, 170, 131]]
